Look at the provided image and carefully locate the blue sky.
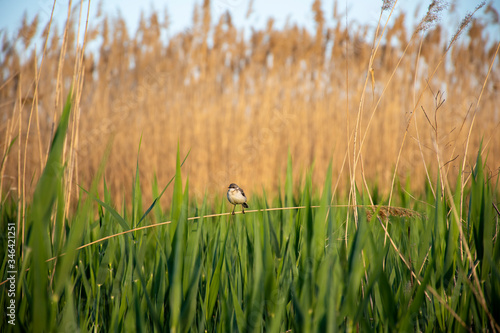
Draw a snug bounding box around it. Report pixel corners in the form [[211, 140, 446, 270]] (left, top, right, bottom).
[[0, 0, 496, 45]]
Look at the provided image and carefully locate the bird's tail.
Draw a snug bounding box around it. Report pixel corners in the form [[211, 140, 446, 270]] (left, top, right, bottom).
[[243, 203, 249, 208]]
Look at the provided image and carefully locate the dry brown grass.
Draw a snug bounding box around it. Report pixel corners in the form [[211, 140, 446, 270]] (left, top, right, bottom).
[[366, 205, 421, 221], [1, 0, 499, 210]]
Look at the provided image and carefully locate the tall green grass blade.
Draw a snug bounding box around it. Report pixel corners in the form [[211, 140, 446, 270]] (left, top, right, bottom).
[[151, 173, 163, 220], [262, 187, 281, 257], [171, 143, 184, 226], [206, 226, 229, 323], [229, 276, 246, 332], [132, 246, 162, 331], [377, 265, 397, 329], [399, 257, 434, 331], [444, 168, 462, 281], [58, 283, 77, 331], [132, 136, 143, 227], [54, 141, 113, 299], [169, 178, 189, 332], [314, 160, 332, 261], [180, 247, 202, 332], [345, 217, 366, 316], [137, 148, 190, 226], [432, 173, 446, 288], [96, 241, 114, 286], [133, 285, 144, 333], [79, 186, 131, 235], [285, 151, 294, 208], [26, 91, 72, 332]]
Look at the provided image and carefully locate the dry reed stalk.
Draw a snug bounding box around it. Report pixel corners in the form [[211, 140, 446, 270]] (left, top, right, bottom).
[[64, 0, 92, 220], [21, 54, 38, 244], [346, 1, 425, 247], [16, 73, 22, 244], [386, 1, 448, 207], [386, 3, 486, 227], [347, 0, 399, 236], [424, 33, 499, 332]]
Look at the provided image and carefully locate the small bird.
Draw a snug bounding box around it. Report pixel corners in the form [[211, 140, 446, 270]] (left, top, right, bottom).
[[227, 183, 249, 215]]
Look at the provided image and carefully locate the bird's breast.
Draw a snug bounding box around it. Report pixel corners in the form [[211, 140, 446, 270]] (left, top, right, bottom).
[[227, 189, 246, 204]]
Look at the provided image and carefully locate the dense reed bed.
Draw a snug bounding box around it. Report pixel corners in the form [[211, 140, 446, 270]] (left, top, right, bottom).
[[0, 0, 500, 331], [1, 0, 499, 206]]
